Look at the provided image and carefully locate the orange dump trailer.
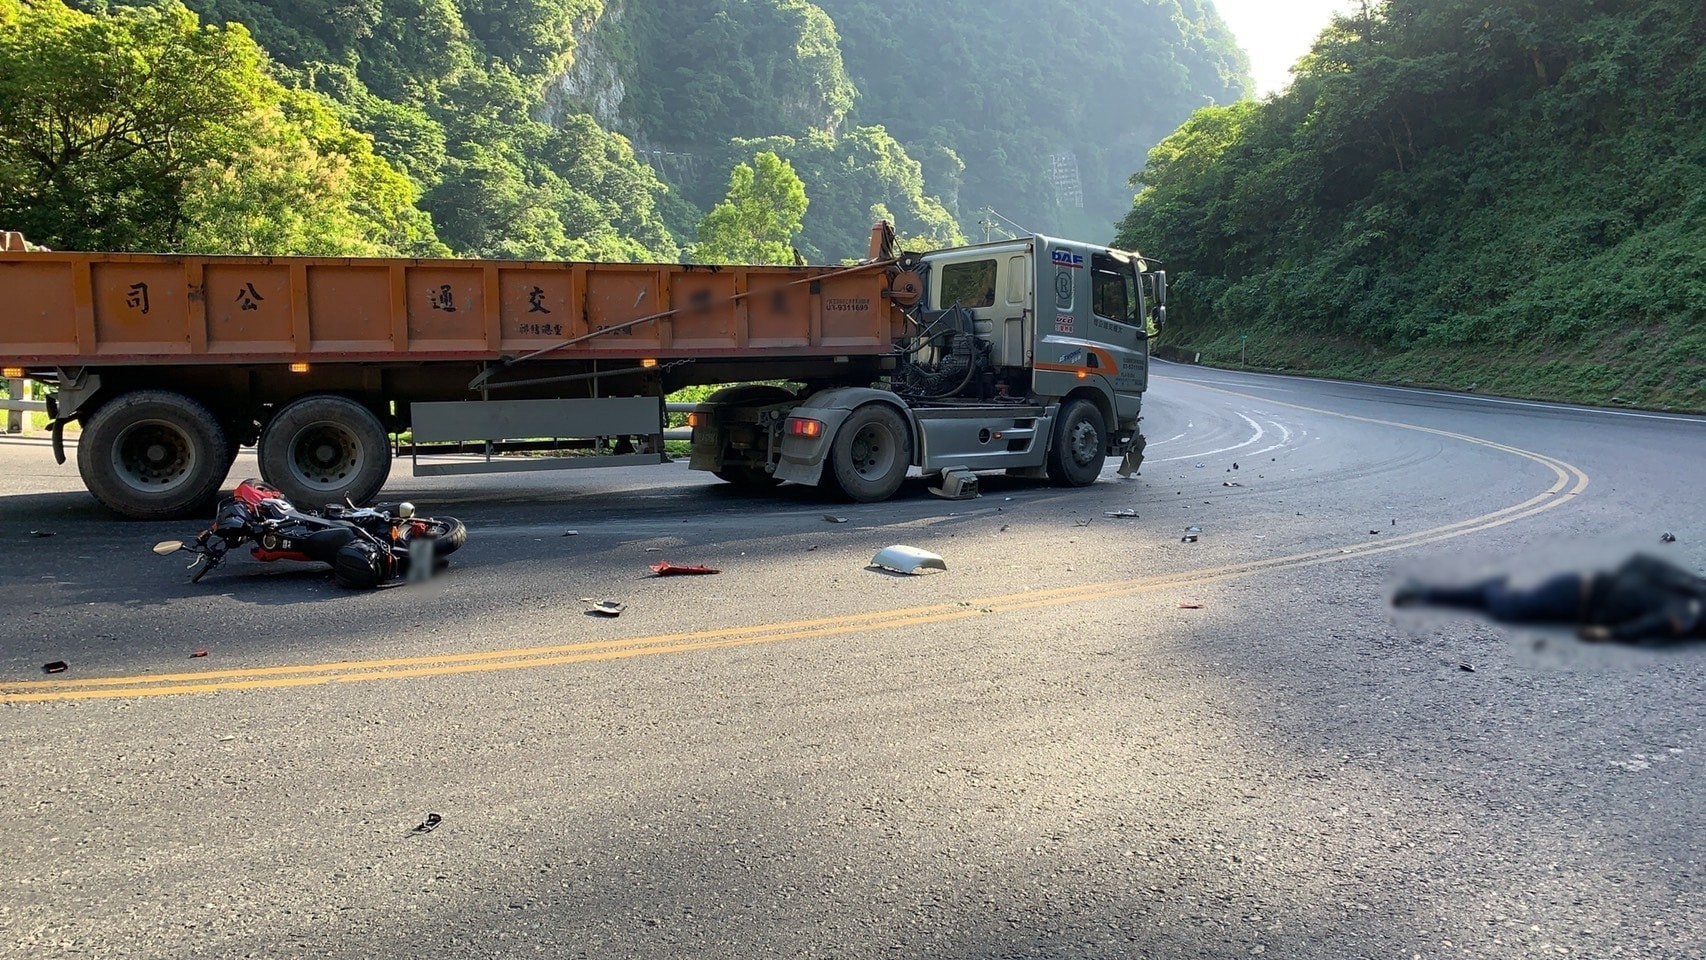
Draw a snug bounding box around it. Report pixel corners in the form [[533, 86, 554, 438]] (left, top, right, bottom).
[[0, 250, 903, 365], [1, 226, 914, 518]]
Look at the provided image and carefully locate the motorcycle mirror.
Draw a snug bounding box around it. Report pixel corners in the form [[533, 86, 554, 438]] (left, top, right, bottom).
[[152, 540, 186, 556], [398, 502, 415, 519]]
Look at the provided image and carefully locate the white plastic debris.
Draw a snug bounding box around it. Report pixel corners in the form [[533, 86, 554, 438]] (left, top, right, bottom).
[[869, 545, 947, 575]]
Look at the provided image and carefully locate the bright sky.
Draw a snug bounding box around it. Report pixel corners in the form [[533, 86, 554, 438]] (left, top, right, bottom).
[[1212, 0, 1361, 95]]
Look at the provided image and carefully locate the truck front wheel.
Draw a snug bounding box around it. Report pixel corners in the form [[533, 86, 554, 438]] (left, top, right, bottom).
[[1046, 399, 1106, 486], [78, 390, 230, 519], [259, 395, 392, 509], [826, 404, 911, 502]]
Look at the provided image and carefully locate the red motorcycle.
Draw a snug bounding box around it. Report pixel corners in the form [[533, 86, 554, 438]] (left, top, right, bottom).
[[154, 479, 466, 588]]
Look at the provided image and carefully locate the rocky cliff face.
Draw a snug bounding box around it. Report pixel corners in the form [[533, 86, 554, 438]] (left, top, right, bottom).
[[538, 0, 628, 131]]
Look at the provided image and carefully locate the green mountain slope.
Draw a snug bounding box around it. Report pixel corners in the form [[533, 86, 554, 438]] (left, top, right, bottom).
[[815, 0, 1251, 240], [19, 0, 1252, 265], [1117, 0, 1706, 411]]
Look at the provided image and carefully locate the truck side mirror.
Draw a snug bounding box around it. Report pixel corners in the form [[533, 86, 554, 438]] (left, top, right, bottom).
[[1153, 271, 1166, 307]]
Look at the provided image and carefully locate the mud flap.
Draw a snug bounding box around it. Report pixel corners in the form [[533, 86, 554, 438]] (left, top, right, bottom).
[[1116, 434, 1147, 479]]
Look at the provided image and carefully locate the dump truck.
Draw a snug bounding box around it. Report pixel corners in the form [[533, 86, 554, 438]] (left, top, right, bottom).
[[0, 224, 1165, 519]]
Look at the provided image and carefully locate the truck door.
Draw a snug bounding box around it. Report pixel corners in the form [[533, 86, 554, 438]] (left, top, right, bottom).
[[1088, 253, 1148, 412]]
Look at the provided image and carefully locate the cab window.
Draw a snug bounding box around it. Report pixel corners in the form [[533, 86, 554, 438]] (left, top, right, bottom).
[[939, 259, 997, 308], [1091, 254, 1138, 326]]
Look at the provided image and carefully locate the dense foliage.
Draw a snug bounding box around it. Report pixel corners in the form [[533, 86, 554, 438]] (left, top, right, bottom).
[[621, 0, 853, 149], [0, 0, 441, 255], [814, 0, 1250, 240], [11, 0, 1250, 266], [728, 126, 964, 260], [1118, 0, 1706, 409], [694, 151, 808, 264]]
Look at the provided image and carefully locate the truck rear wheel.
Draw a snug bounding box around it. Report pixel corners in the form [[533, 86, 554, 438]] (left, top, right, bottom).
[[1046, 399, 1106, 486], [259, 395, 391, 509], [78, 390, 229, 520], [827, 403, 911, 502]]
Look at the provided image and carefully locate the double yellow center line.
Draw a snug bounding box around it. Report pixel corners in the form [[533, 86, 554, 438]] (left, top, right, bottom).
[[1, 387, 1590, 703]]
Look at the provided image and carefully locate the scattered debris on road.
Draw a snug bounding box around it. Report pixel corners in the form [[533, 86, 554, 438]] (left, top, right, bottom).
[[650, 562, 719, 576], [1179, 602, 1204, 609], [562, 530, 579, 537], [823, 515, 848, 524], [29, 530, 54, 538], [870, 545, 947, 575], [1181, 535, 1199, 544], [411, 813, 443, 835], [190, 649, 208, 658], [1186, 526, 1202, 533], [1105, 509, 1140, 519], [1223, 481, 1243, 487], [41, 660, 67, 674], [929, 467, 980, 500], [1660, 532, 1677, 543], [582, 598, 625, 616], [1459, 664, 1475, 673]]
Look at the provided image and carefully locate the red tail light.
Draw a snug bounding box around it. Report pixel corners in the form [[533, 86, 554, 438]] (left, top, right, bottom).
[[786, 417, 823, 438]]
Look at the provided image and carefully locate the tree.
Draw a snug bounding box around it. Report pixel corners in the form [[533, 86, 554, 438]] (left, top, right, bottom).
[[0, 0, 443, 255], [694, 152, 809, 264]]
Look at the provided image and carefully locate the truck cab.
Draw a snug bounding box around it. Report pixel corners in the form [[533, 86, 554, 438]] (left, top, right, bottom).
[[694, 234, 1165, 501], [921, 235, 1151, 451]]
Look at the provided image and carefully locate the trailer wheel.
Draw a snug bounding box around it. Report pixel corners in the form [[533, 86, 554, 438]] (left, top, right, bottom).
[[259, 395, 391, 508], [78, 390, 229, 520], [1046, 399, 1106, 487], [827, 403, 911, 502]]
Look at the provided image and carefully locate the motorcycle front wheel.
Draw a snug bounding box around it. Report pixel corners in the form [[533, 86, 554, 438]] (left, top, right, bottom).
[[417, 518, 466, 557]]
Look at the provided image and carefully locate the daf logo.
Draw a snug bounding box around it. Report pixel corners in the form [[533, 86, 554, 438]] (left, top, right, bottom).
[[1050, 250, 1085, 267]]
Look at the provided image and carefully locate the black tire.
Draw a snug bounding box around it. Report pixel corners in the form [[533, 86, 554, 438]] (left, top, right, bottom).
[[713, 465, 781, 488], [259, 395, 392, 508], [1046, 398, 1107, 487], [826, 403, 912, 503], [78, 390, 229, 520], [423, 517, 467, 557]]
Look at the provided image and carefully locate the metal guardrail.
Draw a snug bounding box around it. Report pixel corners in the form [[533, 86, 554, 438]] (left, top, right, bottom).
[[1, 400, 46, 412]]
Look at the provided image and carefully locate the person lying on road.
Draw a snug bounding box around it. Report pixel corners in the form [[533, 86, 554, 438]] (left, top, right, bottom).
[[1392, 553, 1705, 646]]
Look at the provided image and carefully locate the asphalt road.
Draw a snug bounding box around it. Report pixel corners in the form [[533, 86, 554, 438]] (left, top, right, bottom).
[[1, 363, 1701, 959]]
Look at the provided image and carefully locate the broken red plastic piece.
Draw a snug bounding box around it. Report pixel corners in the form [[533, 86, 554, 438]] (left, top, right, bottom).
[[190, 650, 208, 658], [650, 562, 720, 576]]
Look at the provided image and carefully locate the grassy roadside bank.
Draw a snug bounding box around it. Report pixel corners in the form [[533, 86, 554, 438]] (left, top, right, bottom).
[[1155, 322, 1706, 414]]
